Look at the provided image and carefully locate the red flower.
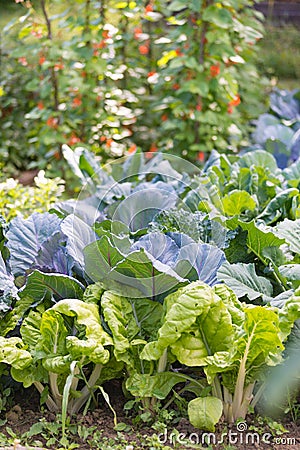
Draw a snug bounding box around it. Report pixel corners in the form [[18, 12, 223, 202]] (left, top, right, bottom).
[[197, 151, 205, 163], [68, 133, 81, 146], [145, 143, 158, 159], [128, 144, 137, 154], [54, 62, 64, 71], [210, 64, 220, 78], [46, 117, 59, 128], [93, 40, 107, 50], [145, 4, 153, 13], [37, 101, 44, 110], [39, 56, 46, 65], [102, 30, 110, 39], [161, 114, 168, 122], [18, 57, 28, 66], [72, 97, 82, 107], [106, 138, 113, 148], [147, 71, 156, 78], [229, 94, 241, 107], [227, 105, 233, 114], [172, 83, 180, 90], [150, 143, 158, 152], [100, 136, 106, 142], [31, 28, 43, 38], [139, 44, 149, 55], [175, 48, 183, 56], [134, 27, 143, 39], [196, 103, 202, 112]]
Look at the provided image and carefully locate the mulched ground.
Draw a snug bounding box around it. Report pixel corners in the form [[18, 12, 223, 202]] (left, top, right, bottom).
[[0, 381, 299, 450]]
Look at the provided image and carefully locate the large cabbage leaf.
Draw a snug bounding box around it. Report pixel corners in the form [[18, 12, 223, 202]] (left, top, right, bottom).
[[0, 253, 18, 315], [6, 212, 62, 276]]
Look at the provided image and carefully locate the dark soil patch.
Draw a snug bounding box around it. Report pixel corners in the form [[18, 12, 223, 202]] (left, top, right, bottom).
[[0, 382, 299, 450]]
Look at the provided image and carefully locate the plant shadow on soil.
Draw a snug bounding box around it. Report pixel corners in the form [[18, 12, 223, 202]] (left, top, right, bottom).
[[0, 380, 299, 450]]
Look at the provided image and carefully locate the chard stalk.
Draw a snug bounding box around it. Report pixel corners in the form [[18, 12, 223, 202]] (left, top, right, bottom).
[[239, 382, 255, 419], [49, 372, 62, 408], [69, 363, 102, 414], [34, 381, 59, 412], [157, 348, 168, 373], [231, 327, 256, 421], [222, 386, 233, 423]]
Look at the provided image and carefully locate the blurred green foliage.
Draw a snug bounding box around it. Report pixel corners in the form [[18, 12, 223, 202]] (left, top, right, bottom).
[[0, 0, 268, 177], [257, 25, 300, 83], [0, 170, 65, 220]]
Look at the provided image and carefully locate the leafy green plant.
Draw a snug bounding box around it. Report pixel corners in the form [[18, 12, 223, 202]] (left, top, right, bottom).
[[0, 171, 65, 221], [139, 281, 300, 429], [1, 0, 268, 173], [0, 149, 300, 432], [0, 299, 123, 416]]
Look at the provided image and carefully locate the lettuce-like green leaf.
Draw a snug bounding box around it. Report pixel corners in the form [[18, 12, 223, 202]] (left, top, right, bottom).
[[51, 299, 112, 365], [188, 396, 223, 432], [101, 292, 138, 366], [0, 336, 32, 370], [141, 282, 215, 361], [222, 190, 256, 216], [126, 372, 186, 400]]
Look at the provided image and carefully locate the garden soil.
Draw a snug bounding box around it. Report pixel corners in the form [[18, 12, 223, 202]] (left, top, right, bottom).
[[0, 381, 299, 450]]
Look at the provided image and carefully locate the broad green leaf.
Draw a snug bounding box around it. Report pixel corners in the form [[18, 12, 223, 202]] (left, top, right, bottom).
[[206, 306, 284, 390], [101, 291, 138, 366], [257, 188, 299, 224], [83, 282, 104, 304], [217, 262, 273, 301], [275, 219, 300, 254], [283, 158, 300, 187], [203, 6, 233, 29], [168, 0, 187, 11], [213, 284, 244, 326], [21, 311, 42, 349], [222, 190, 256, 216], [11, 361, 48, 388], [170, 332, 208, 366], [129, 297, 163, 340], [0, 336, 32, 370], [51, 299, 112, 364], [20, 270, 84, 302], [279, 264, 300, 288], [126, 372, 186, 400], [239, 150, 278, 172], [39, 310, 70, 373], [238, 220, 285, 265], [188, 396, 223, 431], [174, 298, 235, 366], [278, 289, 300, 341], [262, 246, 287, 268], [178, 79, 209, 97], [141, 282, 215, 361]]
